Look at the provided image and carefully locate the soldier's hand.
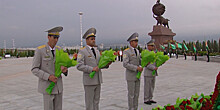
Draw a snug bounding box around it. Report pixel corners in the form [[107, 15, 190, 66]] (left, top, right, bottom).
[[154, 67, 158, 71], [92, 66, 99, 72], [137, 67, 143, 72], [48, 75, 58, 83], [61, 66, 68, 73], [107, 61, 112, 66]]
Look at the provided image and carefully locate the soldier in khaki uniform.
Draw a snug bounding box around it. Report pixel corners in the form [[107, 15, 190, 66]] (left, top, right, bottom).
[[77, 28, 111, 110], [123, 33, 143, 110], [143, 39, 158, 105], [31, 26, 68, 110]]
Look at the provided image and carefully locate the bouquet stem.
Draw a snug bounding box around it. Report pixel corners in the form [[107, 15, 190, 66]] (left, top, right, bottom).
[[136, 71, 142, 79], [46, 82, 55, 95], [89, 71, 96, 78], [152, 70, 156, 76]]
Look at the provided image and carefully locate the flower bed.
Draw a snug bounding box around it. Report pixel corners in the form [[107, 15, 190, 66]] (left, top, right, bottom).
[[152, 72, 220, 110]]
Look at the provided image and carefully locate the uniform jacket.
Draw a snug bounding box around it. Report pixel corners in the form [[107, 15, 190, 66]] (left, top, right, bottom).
[[31, 43, 63, 94], [123, 46, 141, 81], [77, 45, 103, 85]]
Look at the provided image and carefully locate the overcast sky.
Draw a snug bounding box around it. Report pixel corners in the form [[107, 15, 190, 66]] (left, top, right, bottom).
[[0, 0, 220, 48]]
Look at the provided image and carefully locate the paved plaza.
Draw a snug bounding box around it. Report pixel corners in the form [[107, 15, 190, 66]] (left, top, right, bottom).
[[0, 57, 219, 110]]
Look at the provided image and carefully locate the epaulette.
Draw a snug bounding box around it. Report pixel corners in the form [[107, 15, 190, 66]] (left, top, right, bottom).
[[37, 45, 46, 49], [56, 46, 61, 49], [124, 48, 130, 51], [80, 47, 86, 50]]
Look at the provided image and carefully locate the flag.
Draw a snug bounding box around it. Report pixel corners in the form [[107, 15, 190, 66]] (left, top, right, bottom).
[[176, 43, 182, 49], [183, 43, 188, 51], [170, 44, 176, 49], [167, 43, 170, 53], [160, 44, 165, 50], [205, 41, 209, 51], [193, 43, 197, 53]]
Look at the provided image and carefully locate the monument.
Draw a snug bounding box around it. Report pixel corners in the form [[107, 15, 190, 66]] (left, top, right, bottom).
[[148, 0, 176, 50]]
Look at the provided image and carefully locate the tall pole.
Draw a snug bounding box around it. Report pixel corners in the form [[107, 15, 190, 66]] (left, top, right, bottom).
[[79, 12, 83, 48], [12, 39, 15, 50], [3, 40, 6, 53]]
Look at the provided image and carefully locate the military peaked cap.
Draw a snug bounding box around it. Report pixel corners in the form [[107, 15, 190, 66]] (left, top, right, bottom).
[[83, 28, 96, 39], [147, 39, 155, 46], [127, 32, 139, 42], [45, 26, 63, 37]]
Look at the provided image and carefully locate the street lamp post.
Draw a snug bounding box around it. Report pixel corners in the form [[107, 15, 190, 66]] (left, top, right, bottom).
[[4, 40, 6, 53], [79, 12, 83, 48]]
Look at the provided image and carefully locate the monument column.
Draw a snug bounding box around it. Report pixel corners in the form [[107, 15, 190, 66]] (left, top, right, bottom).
[[148, 0, 176, 50], [148, 25, 176, 50]]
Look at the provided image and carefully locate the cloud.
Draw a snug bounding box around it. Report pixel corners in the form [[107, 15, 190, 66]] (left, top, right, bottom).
[[0, 0, 219, 48]]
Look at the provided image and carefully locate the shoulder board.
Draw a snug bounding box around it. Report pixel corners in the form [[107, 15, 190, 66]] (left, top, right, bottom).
[[37, 45, 46, 49], [124, 48, 130, 51], [80, 47, 86, 50], [56, 46, 61, 48]]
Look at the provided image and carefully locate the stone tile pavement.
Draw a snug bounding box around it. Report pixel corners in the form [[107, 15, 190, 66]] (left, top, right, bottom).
[[0, 57, 219, 110]]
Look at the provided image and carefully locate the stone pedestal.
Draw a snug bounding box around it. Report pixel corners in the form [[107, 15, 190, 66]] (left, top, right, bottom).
[[148, 25, 176, 50]]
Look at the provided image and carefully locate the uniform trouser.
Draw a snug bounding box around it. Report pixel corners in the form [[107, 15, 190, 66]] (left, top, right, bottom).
[[144, 76, 155, 102], [84, 85, 101, 110], [207, 55, 210, 62], [43, 93, 63, 110], [127, 80, 140, 110]]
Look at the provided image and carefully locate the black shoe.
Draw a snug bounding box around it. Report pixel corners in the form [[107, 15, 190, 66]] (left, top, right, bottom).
[[150, 100, 157, 103], [144, 101, 151, 105]]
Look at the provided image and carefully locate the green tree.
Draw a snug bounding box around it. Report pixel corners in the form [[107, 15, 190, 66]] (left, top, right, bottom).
[[0, 49, 3, 56], [114, 46, 119, 52], [213, 40, 219, 52], [196, 40, 200, 51], [66, 48, 70, 54], [19, 51, 26, 57], [188, 42, 193, 52], [69, 49, 74, 54], [14, 49, 18, 57], [202, 41, 206, 51], [219, 39, 220, 53], [186, 42, 191, 51], [6, 49, 10, 54], [207, 40, 211, 52], [181, 41, 185, 53], [211, 39, 214, 50], [137, 45, 142, 53], [29, 50, 35, 57]]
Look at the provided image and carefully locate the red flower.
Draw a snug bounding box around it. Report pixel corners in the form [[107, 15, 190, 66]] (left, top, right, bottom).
[[165, 106, 175, 110], [186, 100, 191, 105], [181, 101, 187, 106], [199, 98, 204, 103], [179, 105, 185, 110], [193, 98, 198, 101], [186, 106, 193, 110], [211, 72, 220, 107]]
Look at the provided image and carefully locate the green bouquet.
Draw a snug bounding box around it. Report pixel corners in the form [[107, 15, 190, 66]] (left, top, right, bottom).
[[46, 49, 78, 95], [136, 50, 156, 79], [152, 52, 169, 76], [89, 49, 117, 78]]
